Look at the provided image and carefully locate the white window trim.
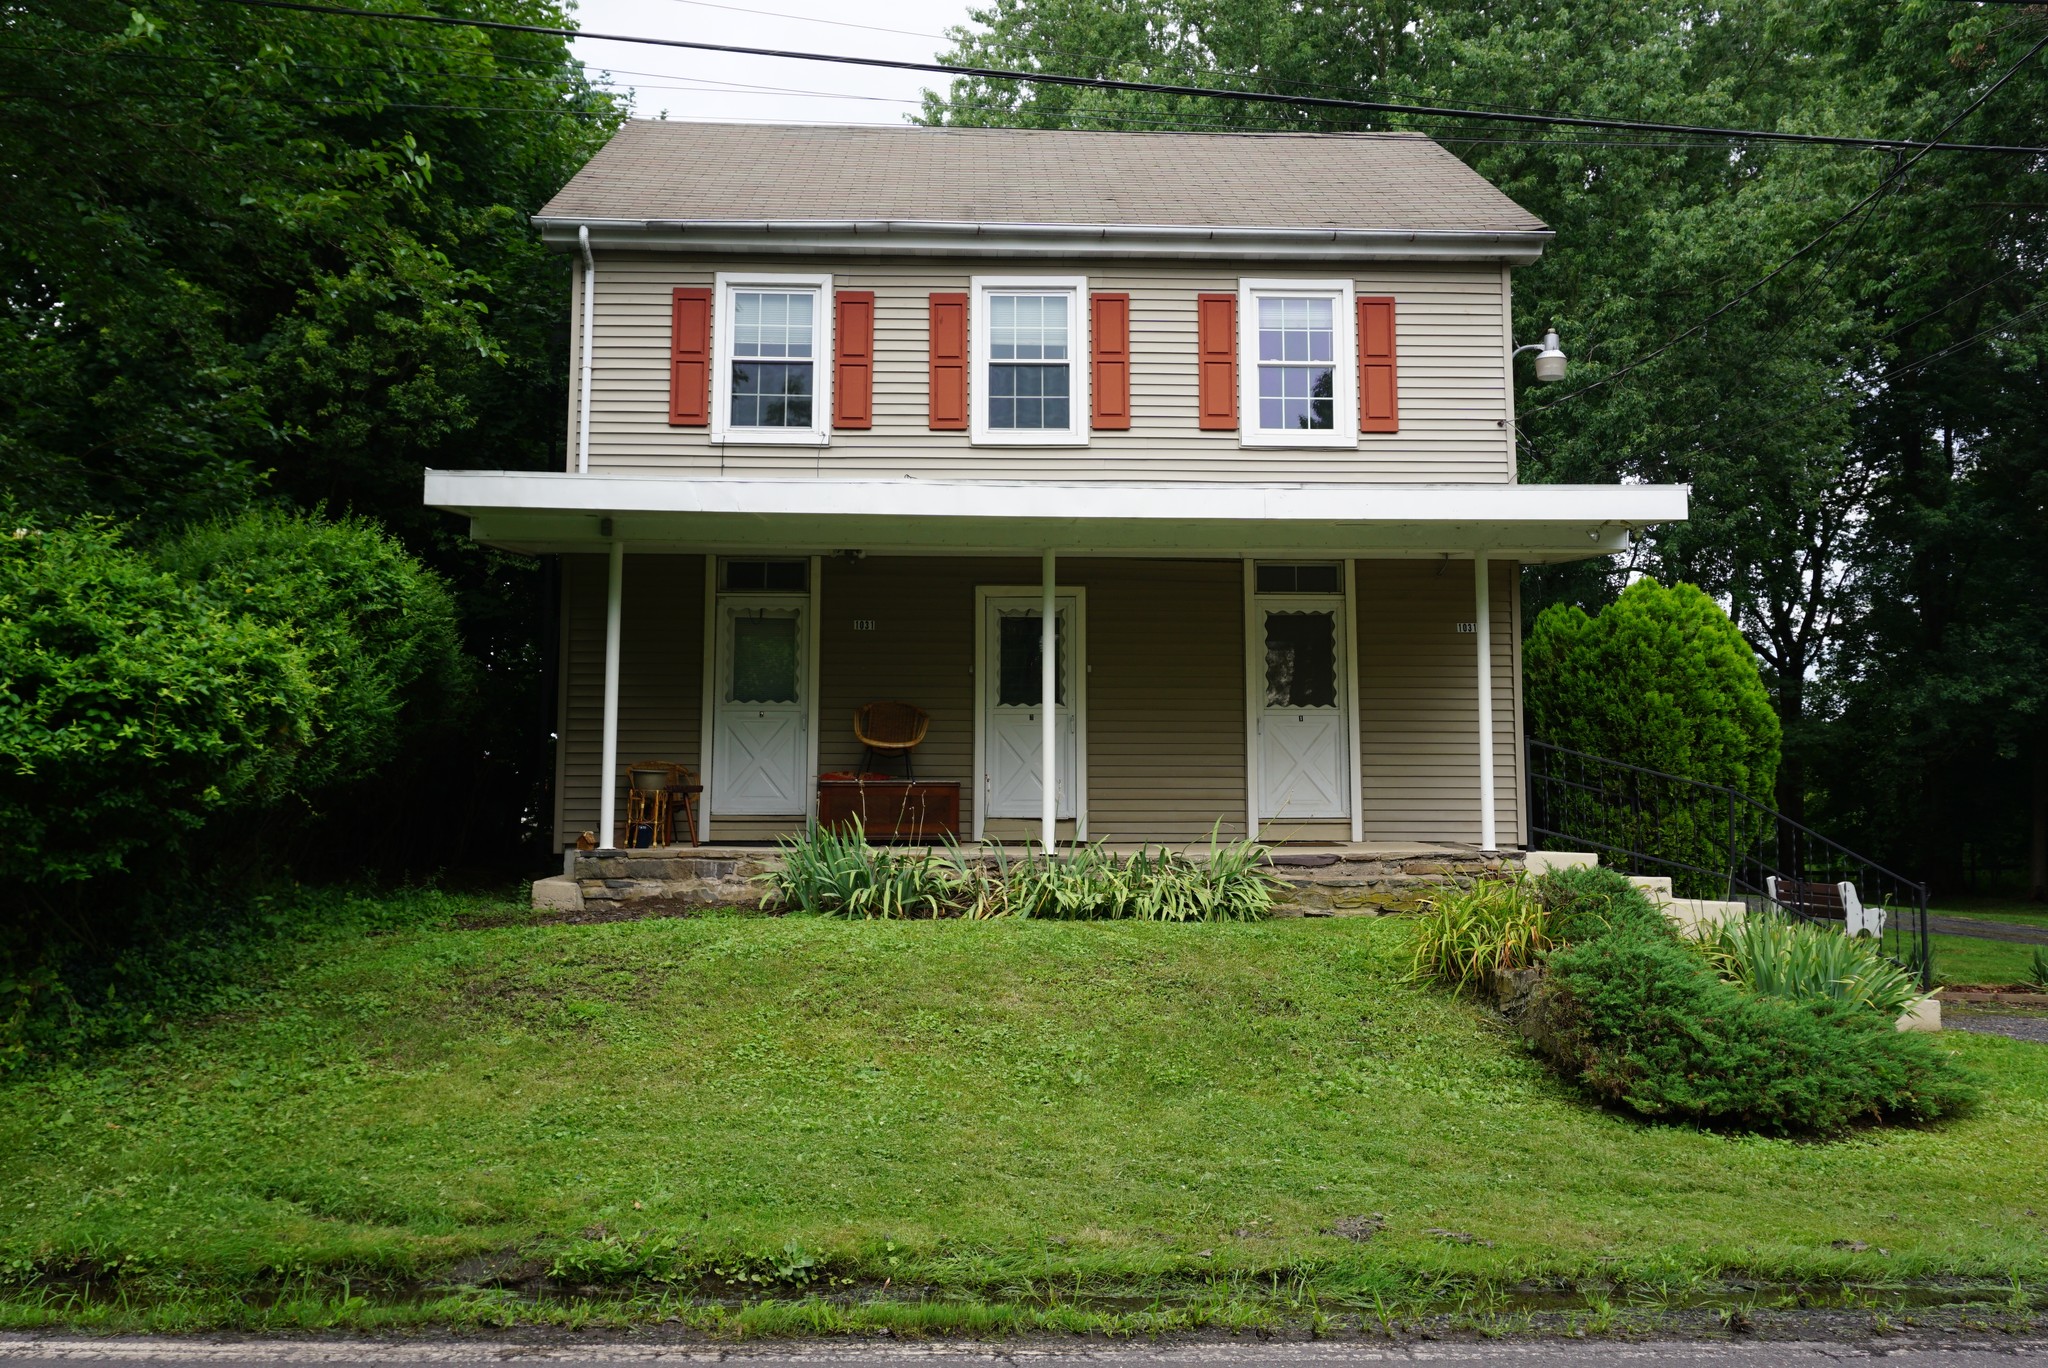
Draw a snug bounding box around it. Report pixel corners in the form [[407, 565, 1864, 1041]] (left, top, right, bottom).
[[711, 271, 834, 447], [1237, 277, 1358, 449], [970, 275, 1090, 447]]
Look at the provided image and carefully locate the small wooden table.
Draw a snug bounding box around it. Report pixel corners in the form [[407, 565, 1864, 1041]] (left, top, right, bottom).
[[818, 777, 961, 842]]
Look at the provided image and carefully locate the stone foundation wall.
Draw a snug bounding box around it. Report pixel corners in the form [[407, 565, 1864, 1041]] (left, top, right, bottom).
[[1266, 847, 1527, 916], [543, 844, 1527, 916]]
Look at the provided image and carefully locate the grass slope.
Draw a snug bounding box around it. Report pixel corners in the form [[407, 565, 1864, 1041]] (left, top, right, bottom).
[[2, 897, 2046, 1332]]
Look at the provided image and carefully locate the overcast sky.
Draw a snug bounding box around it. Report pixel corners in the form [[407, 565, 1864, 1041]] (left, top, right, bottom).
[[568, 0, 981, 128]]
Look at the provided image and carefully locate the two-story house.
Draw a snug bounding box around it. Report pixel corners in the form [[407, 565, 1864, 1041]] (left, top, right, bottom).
[[424, 121, 1687, 856]]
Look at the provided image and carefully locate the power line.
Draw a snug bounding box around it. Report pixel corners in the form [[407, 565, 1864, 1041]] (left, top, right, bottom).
[[192, 0, 2048, 154], [1528, 26, 2048, 412]]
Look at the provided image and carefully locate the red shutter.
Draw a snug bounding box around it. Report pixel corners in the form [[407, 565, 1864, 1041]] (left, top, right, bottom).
[[1090, 292, 1131, 431], [1195, 292, 1237, 431], [833, 290, 875, 430], [928, 292, 968, 430], [668, 287, 711, 427], [1357, 295, 1399, 433]]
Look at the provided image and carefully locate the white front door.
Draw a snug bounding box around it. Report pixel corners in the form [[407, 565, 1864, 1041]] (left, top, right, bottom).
[[983, 596, 1079, 820], [713, 596, 808, 814], [1256, 597, 1349, 820]]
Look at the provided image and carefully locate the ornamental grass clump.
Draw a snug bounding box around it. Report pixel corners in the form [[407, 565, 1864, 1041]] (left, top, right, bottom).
[[767, 818, 960, 918], [1701, 912, 1921, 1019], [765, 823, 1276, 922], [974, 832, 1275, 922], [1407, 877, 1549, 993]]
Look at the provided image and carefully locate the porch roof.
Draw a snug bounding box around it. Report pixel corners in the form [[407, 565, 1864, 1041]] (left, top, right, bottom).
[[423, 470, 1686, 562]]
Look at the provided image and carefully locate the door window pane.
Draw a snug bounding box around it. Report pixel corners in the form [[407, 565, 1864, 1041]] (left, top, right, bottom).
[[1265, 611, 1338, 708], [730, 616, 798, 702], [996, 611, 1068, 706], [1256, 295, 1335, 430], [730, 290, 815, 429]]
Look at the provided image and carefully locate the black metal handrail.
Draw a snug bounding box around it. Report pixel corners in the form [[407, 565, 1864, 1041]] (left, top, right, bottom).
[[1527, 738, 1933, 986]]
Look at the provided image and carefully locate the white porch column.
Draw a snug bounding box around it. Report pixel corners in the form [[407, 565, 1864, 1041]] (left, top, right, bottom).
[[1474, 551, 1498, 852], [598, 538, 625, 848], [1041, 548, 1057, 852]]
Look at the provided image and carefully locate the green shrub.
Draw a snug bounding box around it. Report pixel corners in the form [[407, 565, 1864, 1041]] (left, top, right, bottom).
[[1407, 878, 1549, 992], [1525, 580, 1782, 895], [1701, 913, 1921, 1018], [1530, 863, 1668, 942], [1535, 925, 1972, 1135], [2028, 946, 2048, 989], [158, 508, 468, 792], [0, 516, 317, 890]]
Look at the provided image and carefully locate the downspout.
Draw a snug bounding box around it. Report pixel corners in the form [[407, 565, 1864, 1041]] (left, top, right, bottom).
[[577, 225, 596, 475]]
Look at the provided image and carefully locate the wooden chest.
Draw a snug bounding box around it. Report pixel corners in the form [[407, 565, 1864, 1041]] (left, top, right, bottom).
[[817, 777, 961, 842]]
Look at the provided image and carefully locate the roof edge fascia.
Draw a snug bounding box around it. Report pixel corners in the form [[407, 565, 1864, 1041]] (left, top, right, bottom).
[[533, 218, 1553, 264]]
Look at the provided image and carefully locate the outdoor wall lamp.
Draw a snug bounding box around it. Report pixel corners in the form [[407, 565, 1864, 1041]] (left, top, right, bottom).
[[1513, 329, 1568, 382]]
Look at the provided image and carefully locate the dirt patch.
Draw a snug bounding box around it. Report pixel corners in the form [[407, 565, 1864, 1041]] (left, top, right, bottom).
[[1940, 987, 2048, 1008], [458, 900, 776, 930]]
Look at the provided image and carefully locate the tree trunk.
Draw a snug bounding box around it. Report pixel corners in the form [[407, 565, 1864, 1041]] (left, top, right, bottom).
[[1774, 675, 1804, 827]]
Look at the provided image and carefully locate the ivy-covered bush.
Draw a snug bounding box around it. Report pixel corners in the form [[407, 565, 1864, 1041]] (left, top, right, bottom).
[[1519, 867, 1973, 1135], [1525, 580, 1782, 893], [2, 509, 470, 1064], [0, 517, 317, 889], [158, 509, 468, 793]]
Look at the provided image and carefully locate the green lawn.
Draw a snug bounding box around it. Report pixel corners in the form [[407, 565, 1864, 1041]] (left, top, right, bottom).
[[3, 897, 2046, 1333], [1931, 932, 2045, 987]]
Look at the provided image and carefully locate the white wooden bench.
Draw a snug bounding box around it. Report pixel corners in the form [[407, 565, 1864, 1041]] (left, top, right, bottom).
[[1766, 876, 1887, 938]]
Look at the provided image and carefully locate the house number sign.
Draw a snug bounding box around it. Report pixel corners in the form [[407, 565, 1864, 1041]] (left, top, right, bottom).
[[853, 619, 878, 631], [1455, 622, 1477, 633]]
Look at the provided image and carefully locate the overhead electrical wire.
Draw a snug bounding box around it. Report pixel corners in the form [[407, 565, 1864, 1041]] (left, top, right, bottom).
[[191, 0, 2048, 155]]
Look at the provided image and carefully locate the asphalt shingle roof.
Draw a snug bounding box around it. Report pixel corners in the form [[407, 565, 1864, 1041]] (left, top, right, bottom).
[[536, 121, 1550, 236]]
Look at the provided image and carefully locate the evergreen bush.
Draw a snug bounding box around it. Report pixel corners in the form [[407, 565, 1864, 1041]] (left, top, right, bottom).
[[1525, 580, 1782, 894], [1516, 868, 1973, 1135]]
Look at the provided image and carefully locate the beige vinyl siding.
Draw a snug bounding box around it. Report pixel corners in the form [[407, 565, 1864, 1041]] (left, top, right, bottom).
[[556, 552, 1523, 849], [1355, 558, 1524, 846], [816, 555, 986, 828], [555, 553, 705, 848], [567, 254, 1513, 484], [816, 556, 1247, 842], [1077, 558, 1247, 840]]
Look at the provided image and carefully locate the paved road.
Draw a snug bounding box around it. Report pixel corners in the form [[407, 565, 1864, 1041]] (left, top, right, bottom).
[[8, 1339, 2048, 1367], [1946, 1007, 2048, 1043], [1927, 914, 2048, 946]]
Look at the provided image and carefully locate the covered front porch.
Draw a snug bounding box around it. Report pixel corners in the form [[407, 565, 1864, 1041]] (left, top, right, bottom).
[[423, 471, 1687, 855]]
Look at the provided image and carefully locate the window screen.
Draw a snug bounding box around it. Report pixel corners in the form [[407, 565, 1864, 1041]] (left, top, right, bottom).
[[988, 294, 1071, 430], [1256, 296, 1336, 431], [996, 611, 1067, 706], [729, 290, 815, 429], [1265, 610, 1338, 709], [729, 616, 798, 703]]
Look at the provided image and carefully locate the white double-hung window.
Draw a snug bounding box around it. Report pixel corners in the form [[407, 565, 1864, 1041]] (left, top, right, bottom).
[[971, 276, 1088, 445], [1238, 278, 1357, 447], [712, 272, 833, 445]]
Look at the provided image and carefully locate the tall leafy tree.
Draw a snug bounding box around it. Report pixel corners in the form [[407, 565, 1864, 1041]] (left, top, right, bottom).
[[1, 0, 624, 866], [925, 0, 2048, 890]]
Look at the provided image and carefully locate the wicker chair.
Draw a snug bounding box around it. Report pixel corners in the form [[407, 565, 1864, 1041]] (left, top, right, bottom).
[[853, 701, 930, 778]]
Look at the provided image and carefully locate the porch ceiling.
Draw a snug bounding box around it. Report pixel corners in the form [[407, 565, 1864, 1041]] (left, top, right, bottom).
[[423, 470, 1687, 562]]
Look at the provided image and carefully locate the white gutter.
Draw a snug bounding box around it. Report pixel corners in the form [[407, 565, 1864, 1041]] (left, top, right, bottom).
[[576, 225, 596, 475], [534, 218, 1553, 264]]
